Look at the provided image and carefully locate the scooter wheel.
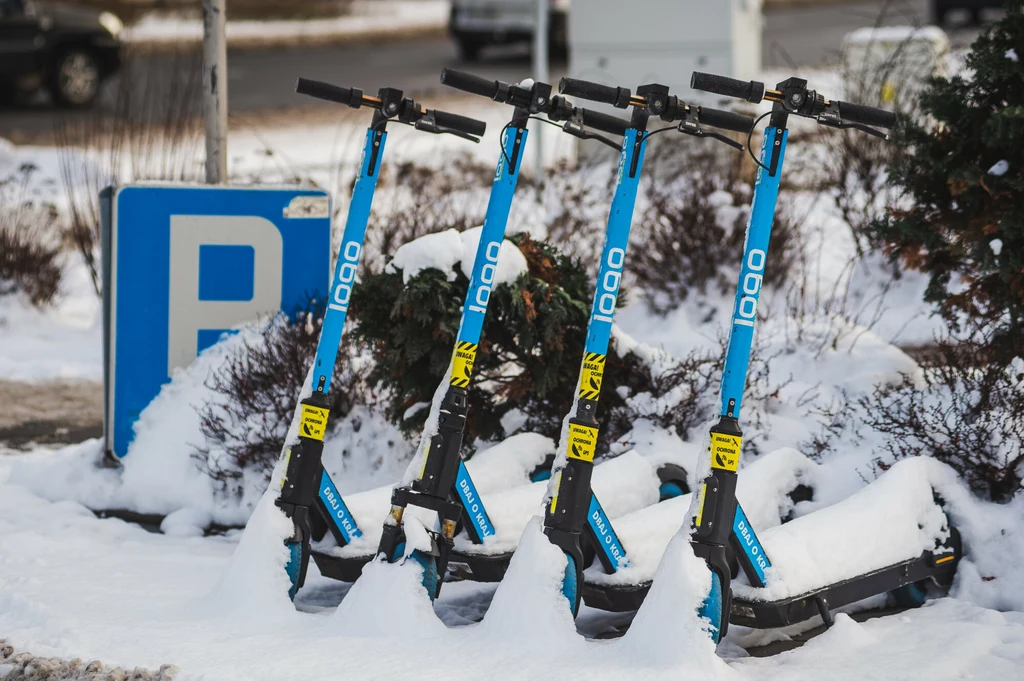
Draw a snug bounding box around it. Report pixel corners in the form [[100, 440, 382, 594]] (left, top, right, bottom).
[[656, 464, 690, 501], [285, 540, 304, 601], [890, 581, 929, 608], [698, 571, 724, 644], [530, 454, 556, 483], [530, 468, 552, 483], [561, 553, 580, 615], [392, 542, 439, 601], [658, 481, 687, 500]]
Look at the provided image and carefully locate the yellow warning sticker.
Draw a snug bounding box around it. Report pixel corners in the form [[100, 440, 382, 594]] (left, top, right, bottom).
[[578, 353, 606, 400], [710, 433, 742, 472], [548, 472, 562, 514], [450, 341, 477, 388], [567, 423, 599, 462], [280, 447, 292, 489], [300, 404, 329, 441]]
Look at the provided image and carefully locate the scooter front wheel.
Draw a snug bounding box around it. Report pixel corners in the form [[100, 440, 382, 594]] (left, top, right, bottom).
[[285, 540, 304, 601], [561, 553, 580, 615], [698, 571, 725, 644], [392, 541, 439, 601]]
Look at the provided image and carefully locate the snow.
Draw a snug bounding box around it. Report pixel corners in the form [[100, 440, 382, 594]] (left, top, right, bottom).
[[1007, 48, 1019, 63], [618, 534, 732, 675], [123, 0, 448, 46], [732, 457, 959, 601], [988, 160, 1010, 176], [990, 238, 1004, 255], [4, 61, 1024, 679], [386, 226, 528, 285], [0, 261, 101, 383], [585, 447, 820, 588], [843, 25, 950, 46]]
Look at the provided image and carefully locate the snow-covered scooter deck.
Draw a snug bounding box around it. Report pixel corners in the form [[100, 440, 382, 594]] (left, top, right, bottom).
[[581, 447, 816, 612], [311, 438, 692, 582]]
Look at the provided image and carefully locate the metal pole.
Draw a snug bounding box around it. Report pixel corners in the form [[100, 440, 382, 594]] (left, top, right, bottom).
[[202, 0, 228, 184], [533, 0, 549, 178]]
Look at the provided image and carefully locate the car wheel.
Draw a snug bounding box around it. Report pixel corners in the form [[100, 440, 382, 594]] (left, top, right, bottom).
[[457, 38, 483, 62], [50, 49, 102, 109]]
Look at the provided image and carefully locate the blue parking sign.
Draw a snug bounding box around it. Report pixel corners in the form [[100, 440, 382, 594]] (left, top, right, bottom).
[[103, 185, 331, 459]]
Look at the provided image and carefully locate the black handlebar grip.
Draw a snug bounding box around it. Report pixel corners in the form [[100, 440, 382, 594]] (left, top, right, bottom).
[[690, 72, 764, 104], [580, 108, 630, 136], [439, 69, 500, 100], [837, 101, 896, 129], [295, 77, 356, 106], [432, 109, 487, 137], [698, 106, 755, 134], [559, 77, 631, 108]]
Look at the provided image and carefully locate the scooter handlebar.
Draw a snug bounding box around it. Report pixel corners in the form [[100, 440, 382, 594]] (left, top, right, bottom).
[[295, 77, 360, 107], [837, 100, 896, 130], [558, 77, 632, 109], [690, 72, 764, 104], [432, 108, 487, 137], [440, 68, 500, 100], [699, 106, 755, 134], [581, 108, 630, 136]]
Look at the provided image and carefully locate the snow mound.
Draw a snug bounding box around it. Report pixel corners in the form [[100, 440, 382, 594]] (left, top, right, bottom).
[[734, 456, 963, 601], [479, 517, 581, 642], [330, 520, 446, 638], [615, 534, 735, 677], [386, 226, 528, 285], [205, 489, 295, 618]]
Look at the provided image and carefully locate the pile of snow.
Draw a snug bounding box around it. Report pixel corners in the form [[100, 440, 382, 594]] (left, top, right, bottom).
[[124, 0, 449, 46], [4, 317, 413, 530], [387, 226, 529, 285]]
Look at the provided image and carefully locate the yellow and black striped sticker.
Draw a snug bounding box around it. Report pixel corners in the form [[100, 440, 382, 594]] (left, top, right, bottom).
[[567, 423, 599, 463], [300, 404, 329, 441], [578, 353, 606, 400], [694, 482, 706, 527], [450, 341, 477, 388], [710, 433, 742, 472]]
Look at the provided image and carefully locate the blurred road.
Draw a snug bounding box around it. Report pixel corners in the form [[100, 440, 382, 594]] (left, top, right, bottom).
[[0, 0, 985, 142]]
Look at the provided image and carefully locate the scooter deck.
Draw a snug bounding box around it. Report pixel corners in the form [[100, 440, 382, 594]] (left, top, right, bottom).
[[312, 447, 694, 582], [588, 456, 964, 624], [581, 447, 820, 611], [730, 544, 961, 628]]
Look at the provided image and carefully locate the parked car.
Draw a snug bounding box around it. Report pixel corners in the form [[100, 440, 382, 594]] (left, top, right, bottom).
[[448, 0, 569, 61], [932, 0, 1003, 26], [0, 0, 122, 108]]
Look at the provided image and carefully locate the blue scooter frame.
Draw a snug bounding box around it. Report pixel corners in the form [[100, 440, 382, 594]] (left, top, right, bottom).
[[542, 113, 650, 614], [269, 80, 486, 598]]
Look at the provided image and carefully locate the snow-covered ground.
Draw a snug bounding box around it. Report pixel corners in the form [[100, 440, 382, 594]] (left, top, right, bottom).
[[2, 65, 1024, 678], [124, 0, 449, 47]]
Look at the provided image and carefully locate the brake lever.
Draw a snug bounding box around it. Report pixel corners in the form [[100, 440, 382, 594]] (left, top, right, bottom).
[[438, 128, 481, 143], [678, 123, 744, 151], [837, 121, 889, 140], [561, 120, 621, 150], [413, 118, 481, 143]]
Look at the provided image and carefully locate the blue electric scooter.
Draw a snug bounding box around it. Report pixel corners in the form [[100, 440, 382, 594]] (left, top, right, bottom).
[[272, 77, 486, 598]]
